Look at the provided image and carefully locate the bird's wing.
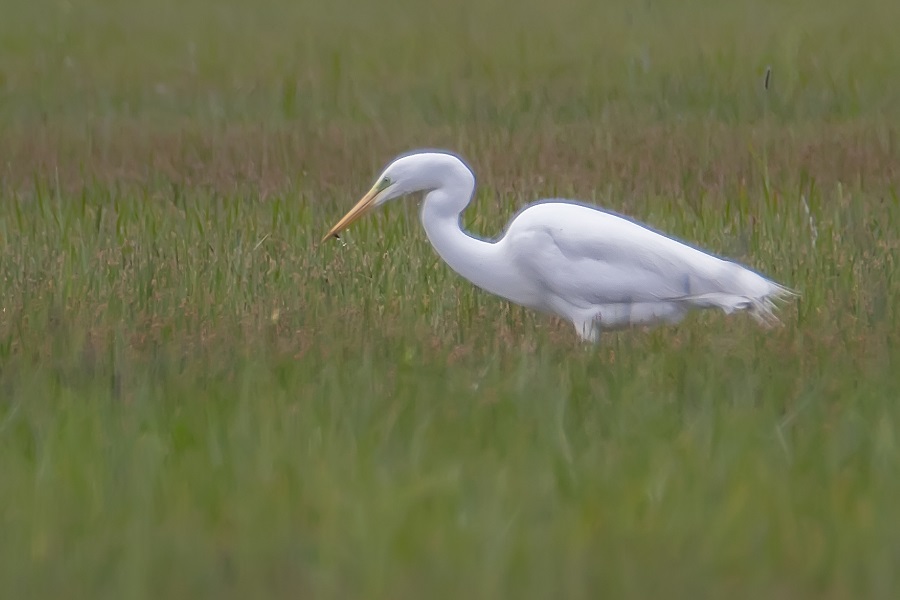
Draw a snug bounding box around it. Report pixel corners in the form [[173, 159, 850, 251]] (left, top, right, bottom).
[[505, 202, 740, 308]]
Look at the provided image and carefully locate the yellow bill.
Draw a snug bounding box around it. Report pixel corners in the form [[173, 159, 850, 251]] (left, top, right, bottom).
[[320, 186, 380, 243]]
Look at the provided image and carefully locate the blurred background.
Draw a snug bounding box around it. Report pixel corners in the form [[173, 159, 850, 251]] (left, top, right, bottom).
[[3, 0, 898, 192]]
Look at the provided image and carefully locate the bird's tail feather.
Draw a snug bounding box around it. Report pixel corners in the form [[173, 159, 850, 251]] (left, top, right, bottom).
[[678, 279, 798, 328]]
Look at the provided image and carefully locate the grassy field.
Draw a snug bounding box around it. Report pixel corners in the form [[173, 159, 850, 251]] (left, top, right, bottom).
[[2, 0, 900, 597]]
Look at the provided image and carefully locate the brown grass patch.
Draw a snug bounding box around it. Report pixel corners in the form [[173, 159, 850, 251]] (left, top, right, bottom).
[[3, 118, 897, 202]]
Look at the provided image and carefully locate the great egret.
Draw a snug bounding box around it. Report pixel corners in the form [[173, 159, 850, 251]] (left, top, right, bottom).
[[322, 150, 795, 342]]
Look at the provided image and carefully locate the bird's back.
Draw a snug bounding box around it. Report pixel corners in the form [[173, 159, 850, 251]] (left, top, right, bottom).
[[502, 199, 781, 307]]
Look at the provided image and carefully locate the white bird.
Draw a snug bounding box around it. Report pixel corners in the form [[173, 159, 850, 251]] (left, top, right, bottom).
[[322, 150, 796, 343]]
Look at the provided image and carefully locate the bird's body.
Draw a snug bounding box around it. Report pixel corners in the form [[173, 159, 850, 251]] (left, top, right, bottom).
[[323, 150, 794, 342]]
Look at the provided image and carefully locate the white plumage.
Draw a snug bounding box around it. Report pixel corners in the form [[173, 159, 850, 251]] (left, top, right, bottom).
[[322, 150, 795, 342]]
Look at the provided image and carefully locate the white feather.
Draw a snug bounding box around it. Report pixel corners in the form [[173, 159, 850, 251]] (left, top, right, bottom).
[[324, 150, 797, 343]]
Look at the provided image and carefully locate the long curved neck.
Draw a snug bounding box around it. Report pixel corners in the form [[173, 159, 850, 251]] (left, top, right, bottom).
[[420, 187, 530, 306]]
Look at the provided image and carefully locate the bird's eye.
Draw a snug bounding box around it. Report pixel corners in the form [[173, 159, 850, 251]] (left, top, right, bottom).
[[374, 177, 392, 193]]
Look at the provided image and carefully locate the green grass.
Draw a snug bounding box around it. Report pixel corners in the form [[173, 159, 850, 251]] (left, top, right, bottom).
[[2, 0, 900, 597]]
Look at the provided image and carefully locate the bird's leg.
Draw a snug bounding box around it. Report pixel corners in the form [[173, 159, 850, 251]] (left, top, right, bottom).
[[574, 317, 602, 344]]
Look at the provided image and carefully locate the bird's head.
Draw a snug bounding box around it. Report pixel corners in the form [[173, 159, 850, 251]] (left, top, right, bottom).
[[320, 151, 472, 242]]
